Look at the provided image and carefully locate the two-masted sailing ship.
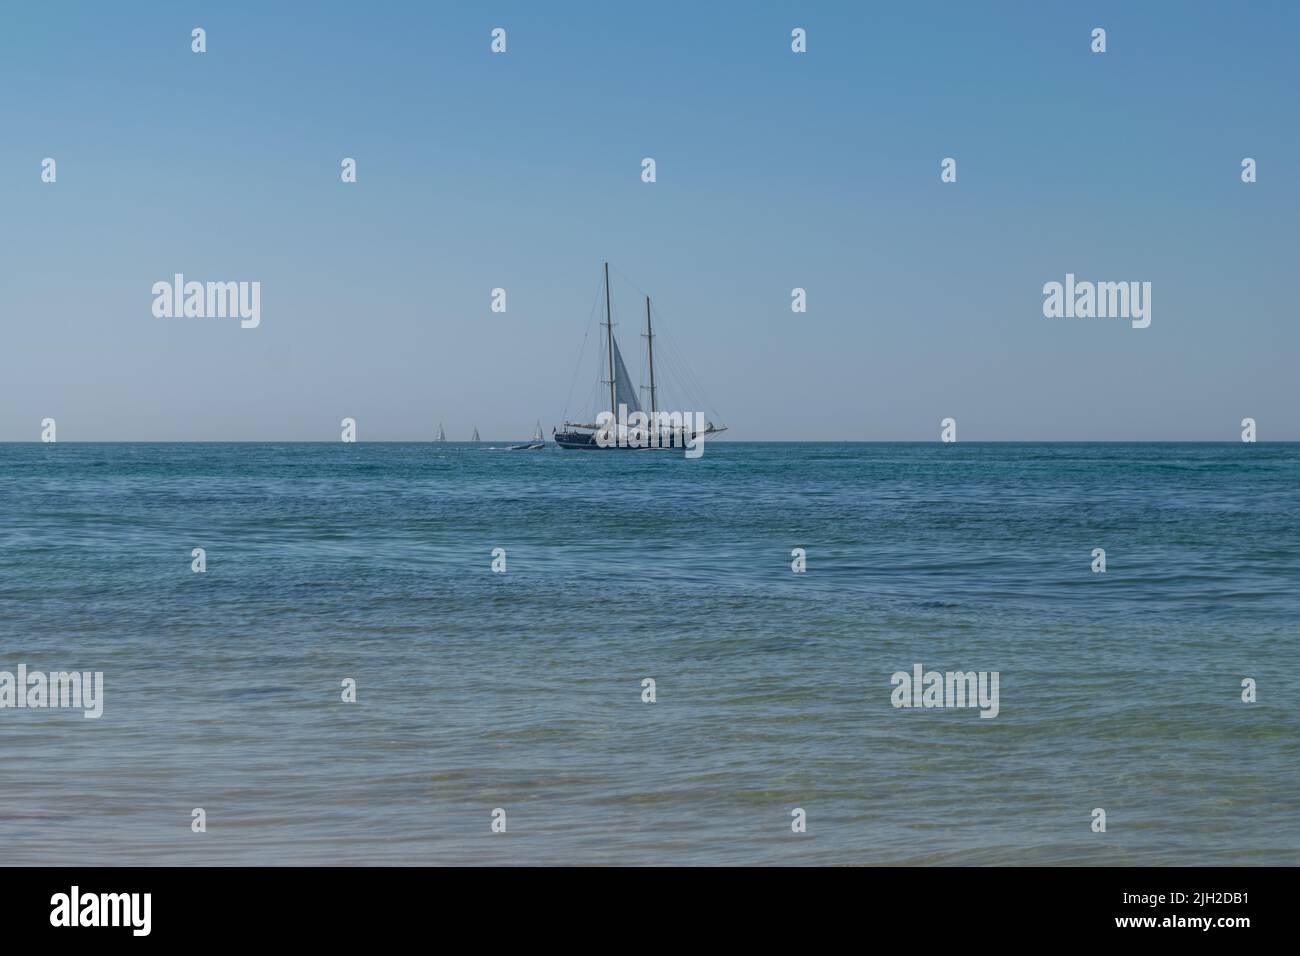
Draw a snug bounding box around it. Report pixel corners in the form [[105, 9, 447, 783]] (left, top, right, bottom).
[[554, 263, 726, 450]]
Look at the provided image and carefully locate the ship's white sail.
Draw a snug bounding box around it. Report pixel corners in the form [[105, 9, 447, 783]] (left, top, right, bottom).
[[610, 337, 641, 415], [472, 427, 480, 442], [533, 421, 543, 441], [436, 423, 446, 441]]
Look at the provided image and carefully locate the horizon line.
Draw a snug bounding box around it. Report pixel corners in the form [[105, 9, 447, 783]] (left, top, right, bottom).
[[3, 440, 1296, 446]]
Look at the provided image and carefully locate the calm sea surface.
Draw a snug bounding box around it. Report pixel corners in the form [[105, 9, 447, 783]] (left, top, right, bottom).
[[1, 442, 1298, 865]]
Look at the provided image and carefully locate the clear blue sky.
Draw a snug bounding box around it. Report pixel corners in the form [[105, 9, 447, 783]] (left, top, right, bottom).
[[2, 1, 1297, 440]]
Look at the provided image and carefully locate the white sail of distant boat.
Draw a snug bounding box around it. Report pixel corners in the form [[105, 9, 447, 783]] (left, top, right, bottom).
[[436, 423, 446, 442], [471, 426, 480, 442], [533, 421, 543, 442]]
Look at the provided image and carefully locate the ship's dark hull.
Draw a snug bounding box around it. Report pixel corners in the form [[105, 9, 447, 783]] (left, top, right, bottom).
[[553, 430, 694, 450], [554, 431, 611, 450]]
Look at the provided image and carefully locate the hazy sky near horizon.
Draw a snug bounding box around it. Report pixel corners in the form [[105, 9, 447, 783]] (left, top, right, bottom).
[[2, 1, 1297, 441]]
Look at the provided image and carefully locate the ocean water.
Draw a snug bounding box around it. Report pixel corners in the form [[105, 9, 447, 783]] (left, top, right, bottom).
[[1, 441, 1298, 866]]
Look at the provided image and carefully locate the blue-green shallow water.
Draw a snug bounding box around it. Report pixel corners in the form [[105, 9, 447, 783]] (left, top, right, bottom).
[[1, 442, 1297, 865]]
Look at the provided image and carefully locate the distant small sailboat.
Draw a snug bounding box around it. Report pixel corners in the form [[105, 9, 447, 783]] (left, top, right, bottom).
[[435, 423, 447, 442], [471, 427, 480, 443], [510, 421, 546, 451]]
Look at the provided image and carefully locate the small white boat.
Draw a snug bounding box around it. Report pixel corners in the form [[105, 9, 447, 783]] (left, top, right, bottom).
[[510, 422, 546, 450]]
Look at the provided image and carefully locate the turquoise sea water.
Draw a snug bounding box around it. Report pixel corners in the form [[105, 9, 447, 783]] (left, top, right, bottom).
[[1, 442, 1297, 865]]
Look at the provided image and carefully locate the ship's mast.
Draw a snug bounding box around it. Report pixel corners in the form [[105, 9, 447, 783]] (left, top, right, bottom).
[[644, 296, 657, 421], [603, 262, 616, 416]]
